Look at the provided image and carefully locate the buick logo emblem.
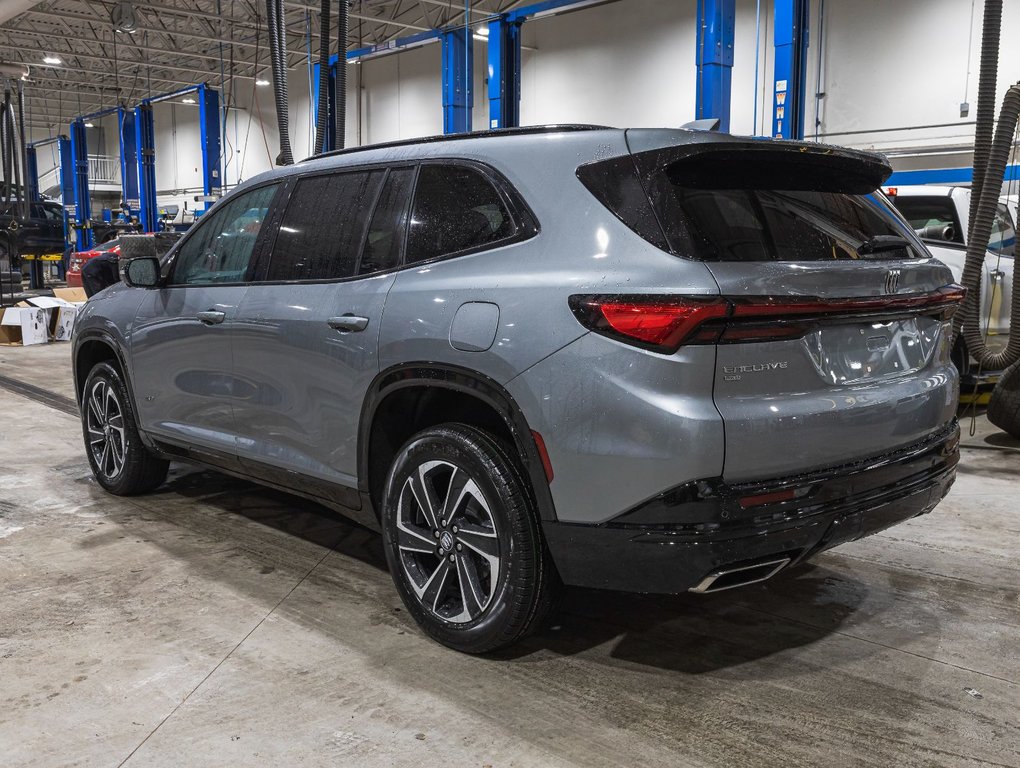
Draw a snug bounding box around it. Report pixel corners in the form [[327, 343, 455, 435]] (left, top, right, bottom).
[[440, 531, 455, 551], [884, 269, 901, 294]]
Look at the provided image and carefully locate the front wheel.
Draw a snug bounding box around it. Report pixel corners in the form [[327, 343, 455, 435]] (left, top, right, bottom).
[[381, 424, 557, 653], [81, 362, 169, 495], [988, 359, 1020, 439]]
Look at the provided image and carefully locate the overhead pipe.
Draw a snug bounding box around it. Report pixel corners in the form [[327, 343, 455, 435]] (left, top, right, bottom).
[[313, 0, 330, 154], [966, 0, 1001, 237], [266, 0, 294, 164], [335, 0, 348, 148]]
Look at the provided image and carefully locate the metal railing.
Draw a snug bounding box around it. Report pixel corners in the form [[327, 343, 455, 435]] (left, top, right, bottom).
[[88, 155, 119, 183]]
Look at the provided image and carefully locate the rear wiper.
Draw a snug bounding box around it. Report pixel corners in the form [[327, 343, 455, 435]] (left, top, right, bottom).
[[857, 235, 911, 257]]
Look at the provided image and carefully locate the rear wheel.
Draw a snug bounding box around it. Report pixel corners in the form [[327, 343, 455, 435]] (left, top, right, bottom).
[[81, 362, 169, 495], [381, 423, 557, 653], [988, 359, 1020, 439]]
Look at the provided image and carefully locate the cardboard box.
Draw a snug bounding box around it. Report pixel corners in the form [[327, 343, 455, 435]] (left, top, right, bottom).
[[0, 306, 49, 346], [53, 286, 88, 306], [24, 295, 81, 341]]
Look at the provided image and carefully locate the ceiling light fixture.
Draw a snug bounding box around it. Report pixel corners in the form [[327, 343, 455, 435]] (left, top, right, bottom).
[[181, 97, 196, 104], [84, 122, 95, 128], [111, 1, 138, 33], [255, 78, 270, 86], [43, 56, 61, 64]]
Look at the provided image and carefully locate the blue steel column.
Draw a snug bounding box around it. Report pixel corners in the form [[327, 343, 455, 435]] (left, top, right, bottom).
[[69, 118, 93, 250], [487, 16, 522, 130], [695, 0, 735, 132], [135, 103, 157, 233], [772, 0, 809, 139], [442, 28, 473, 134], [119, 108, 139, 213], [58, 137, 73, 251], [197, 84, 223, 213]]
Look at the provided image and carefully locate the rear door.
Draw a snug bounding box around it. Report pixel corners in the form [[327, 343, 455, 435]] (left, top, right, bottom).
[[130, 183, 280, 460], [230, 165, 413, 505], [627, 138, 960, 483]]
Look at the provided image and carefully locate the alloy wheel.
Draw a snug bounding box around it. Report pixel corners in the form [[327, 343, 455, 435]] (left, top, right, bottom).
[[85, 379, 127, 480], [395, 460, 501, 624]]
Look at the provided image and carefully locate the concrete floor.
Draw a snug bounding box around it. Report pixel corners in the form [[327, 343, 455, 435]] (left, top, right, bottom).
[[1, 343, 1019, 768]]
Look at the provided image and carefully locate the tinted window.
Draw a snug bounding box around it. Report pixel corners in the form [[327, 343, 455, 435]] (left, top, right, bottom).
[[266, 170, 383, 281], [406, 164, 515, 264], [990, 203, 1015, 257], [171, 184, 278, 285], [666, 188, 923, 262], [359, 167, 414, 275], [891, 197, 963, 244], [41, 203, 65, 222]]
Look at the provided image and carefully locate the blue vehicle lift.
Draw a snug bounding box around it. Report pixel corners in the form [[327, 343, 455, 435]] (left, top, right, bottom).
[[772, 0, 809, 139], [24, 136, 75, 284], [695, 0, 735, 133], [311, 0, 611, 144], [134, 83, 222, 233]]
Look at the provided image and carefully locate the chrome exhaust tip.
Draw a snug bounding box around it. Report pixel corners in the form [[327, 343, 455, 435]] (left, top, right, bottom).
[[688, 557, 791, 594]]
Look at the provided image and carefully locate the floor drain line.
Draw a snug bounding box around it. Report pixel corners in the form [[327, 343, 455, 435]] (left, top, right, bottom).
[[0, 374, 79, 417]]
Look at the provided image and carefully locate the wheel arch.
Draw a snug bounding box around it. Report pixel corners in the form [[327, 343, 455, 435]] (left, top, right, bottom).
[[359, 363, 558, 523], [73, 331, 132, 406]]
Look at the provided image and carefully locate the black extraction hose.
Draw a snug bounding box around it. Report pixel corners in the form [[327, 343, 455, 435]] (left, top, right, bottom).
[[967, 0, 1002, 238], [7, 102, 20, 209], [16, 82, 28, 215], [1, 90, 11, 200], [958, 82, 1020, 371], [313, 0, 331, 155], [335, 0, 348, 149], [266, 0, 294, 165]]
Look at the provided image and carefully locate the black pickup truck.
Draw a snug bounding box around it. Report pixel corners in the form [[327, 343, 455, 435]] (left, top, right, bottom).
[[0, 199, 68, 293]]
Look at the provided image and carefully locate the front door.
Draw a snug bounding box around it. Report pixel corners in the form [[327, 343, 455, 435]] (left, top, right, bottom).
[[130, 183, 281, 461]]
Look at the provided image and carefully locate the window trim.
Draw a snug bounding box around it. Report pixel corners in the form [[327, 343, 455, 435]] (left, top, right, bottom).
[[162, 179, 286, 288]]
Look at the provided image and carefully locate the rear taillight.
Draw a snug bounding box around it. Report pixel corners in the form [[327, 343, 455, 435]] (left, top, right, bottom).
[[568, 295, 728, 352], [570, 285, 965, 353]]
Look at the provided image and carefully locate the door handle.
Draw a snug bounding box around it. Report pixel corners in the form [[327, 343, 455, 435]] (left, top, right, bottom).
[[328, 314, 370, 332], [197, 310, 227, 325]]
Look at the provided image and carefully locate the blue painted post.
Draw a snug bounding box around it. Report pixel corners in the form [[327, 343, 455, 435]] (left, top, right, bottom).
[[695, 0, 735, 132], [119, 108, 139, 215], [772, 0, 809, 139], [57, 137, 73, 254], [487, 17, 523, 130], [197, 84, 223, 212], [442, 28, 473, 134], [69, 118, 93, 251], [134, 104, 157, 233]]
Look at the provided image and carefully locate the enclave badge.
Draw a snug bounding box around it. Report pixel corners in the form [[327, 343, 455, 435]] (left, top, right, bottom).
[[885, 268, 901, 294]]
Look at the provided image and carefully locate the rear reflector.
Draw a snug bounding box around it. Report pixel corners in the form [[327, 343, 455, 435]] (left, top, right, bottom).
[[569, 285, 965, 353], [531, 430, 554, 484], [738, 489, 799, 508]]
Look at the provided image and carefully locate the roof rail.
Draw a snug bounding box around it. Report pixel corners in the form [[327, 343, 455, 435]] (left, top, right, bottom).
[[302, 124, 614, 162]]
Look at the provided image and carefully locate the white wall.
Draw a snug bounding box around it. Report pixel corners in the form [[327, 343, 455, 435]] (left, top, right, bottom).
[[29, 0, 1020, 205]]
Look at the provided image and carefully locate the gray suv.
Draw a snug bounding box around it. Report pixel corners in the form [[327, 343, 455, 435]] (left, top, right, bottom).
[[73, 126, 963, 653]]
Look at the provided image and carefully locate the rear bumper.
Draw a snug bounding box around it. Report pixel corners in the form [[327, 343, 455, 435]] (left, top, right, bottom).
[[543, 422, 960, 594]]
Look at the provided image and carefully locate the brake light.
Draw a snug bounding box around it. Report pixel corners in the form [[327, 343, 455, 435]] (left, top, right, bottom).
[[568, 295, 729, 352], [569, 286, 965, 352]]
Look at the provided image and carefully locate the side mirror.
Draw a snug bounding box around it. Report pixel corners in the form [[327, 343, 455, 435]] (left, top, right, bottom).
[[124, 257, 160, 288]]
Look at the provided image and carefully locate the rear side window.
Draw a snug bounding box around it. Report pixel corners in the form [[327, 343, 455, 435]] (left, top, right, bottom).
[[267, 170, 383, 281], [991, 203, 1015, 257], [359, 167, 414, 276], [406, 164, 516, 265]]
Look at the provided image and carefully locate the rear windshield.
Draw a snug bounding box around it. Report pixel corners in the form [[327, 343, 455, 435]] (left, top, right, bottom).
[[579, 144, 923, 261]]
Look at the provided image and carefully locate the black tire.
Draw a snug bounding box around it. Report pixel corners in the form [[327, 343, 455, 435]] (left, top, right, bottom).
[[381, 423, 558, 654], [81, 362, 169, 495], [988, 359, 1020, 438]]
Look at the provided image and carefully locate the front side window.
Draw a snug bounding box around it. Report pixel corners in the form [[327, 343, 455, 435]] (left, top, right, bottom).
[[265, 170, 383, 281], [406, 164, 515, 265], [990, 203, 1015, 257], [171, 184, 278, 285]]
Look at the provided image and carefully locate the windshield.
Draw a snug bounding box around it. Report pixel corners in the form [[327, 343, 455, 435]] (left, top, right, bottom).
[[95, 239, 120, 253]]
